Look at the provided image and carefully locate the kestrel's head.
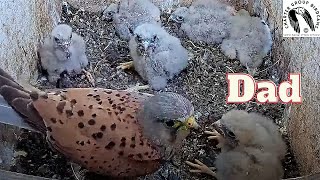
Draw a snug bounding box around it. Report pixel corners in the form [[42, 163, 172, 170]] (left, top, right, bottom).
[[133, 24, 164, 55], [170, 7, 189, 23], [51, 24, 73, 52], [138, 92, 199, 155]]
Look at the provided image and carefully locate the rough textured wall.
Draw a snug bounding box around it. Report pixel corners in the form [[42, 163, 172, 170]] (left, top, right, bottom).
[[0, 0, 61, 82], [285, 39, 320, 174], [65, 0, 194, 12], [0, 0, 61, 171], [229, 0, 320, 175]]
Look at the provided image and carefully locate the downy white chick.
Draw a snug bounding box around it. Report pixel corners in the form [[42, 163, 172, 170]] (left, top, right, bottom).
[[120, 23, 189, 90], [186, 110, 287, 180], [170, 0, 236, 44], [102, 0, 161, 41], [38, 24, 88, 83], [221, 9, 272, 75]]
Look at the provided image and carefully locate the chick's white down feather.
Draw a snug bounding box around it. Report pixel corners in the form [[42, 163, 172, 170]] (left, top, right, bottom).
[[215, 110, 286, 180], [170, 0, 235, 44], [39, 24, 88, 83], [221, 10, 272, 72], [103, 0, 161, 41], [129, 23, 189, 90]]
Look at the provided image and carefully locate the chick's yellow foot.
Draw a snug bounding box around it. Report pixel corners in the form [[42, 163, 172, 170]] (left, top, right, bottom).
[[117, 61, 134, 70], [82, 69, 95, 86], [186, 159, 216, 177], [205, 130, 225, 149]]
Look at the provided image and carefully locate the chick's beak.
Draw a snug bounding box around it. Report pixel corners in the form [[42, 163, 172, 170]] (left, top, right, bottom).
[[185, 116, 199, 129], [142, 41, 150, 51], [59, 41, 71, 52], [212, 120, 225, 136]]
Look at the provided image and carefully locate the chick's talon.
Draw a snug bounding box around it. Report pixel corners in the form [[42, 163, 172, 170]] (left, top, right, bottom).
[[186, 159, 216, 177], [117, 61, 134, 70], [81, 69, 95, 86], [205, 130, 225, 149]]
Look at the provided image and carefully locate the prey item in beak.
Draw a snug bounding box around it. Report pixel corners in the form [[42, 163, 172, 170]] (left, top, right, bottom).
[[185, 116, 199, 129]]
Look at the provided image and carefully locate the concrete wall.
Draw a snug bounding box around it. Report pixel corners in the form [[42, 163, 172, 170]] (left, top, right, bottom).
[[0, 0, 61, 170], [0, 0, 61, 82], [65, 0, 193, 12]]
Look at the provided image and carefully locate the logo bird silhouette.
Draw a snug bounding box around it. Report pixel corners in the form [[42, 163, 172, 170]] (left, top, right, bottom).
[[288, 7, 315, 33]]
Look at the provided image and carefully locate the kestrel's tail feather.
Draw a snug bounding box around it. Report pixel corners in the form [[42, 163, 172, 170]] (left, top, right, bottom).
[[0, 68, 45, 133], [0, 95, 35, 131]]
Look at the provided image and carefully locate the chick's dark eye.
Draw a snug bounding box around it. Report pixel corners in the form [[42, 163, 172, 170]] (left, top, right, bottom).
[[54, 37, 59, 42], [135, 35, 141, 41], [177, 16, 184, 21], [226, 130, 236, 138], [129, 27, 133, 34], [165, 120, 175, 127], [153, 35, 157, 40]]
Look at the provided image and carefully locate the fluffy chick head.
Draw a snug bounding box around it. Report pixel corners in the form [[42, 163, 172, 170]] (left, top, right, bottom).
[[133, 24, 165, 55], [170, 7, 189, 23], [51, 24, 73, 52], [213, 110, 286, 157], [138, 92, 199, 158], [102, 3, 119, 22]]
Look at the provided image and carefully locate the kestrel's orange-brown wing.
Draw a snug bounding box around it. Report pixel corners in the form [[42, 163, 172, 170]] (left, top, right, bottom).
[[32, 88, 161, 177]]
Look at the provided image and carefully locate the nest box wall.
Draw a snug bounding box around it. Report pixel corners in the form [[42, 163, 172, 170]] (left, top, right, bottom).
[[0, 0, 61, 170], [0, 0, 61, 82]]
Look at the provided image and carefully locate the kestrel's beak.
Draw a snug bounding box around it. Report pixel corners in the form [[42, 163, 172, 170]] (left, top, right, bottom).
[[185, 116, 200, 129]]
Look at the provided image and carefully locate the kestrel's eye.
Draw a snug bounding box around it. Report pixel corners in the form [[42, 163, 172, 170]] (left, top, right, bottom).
[[165, 120, 175, 127], [54, 37, 59, 42]]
